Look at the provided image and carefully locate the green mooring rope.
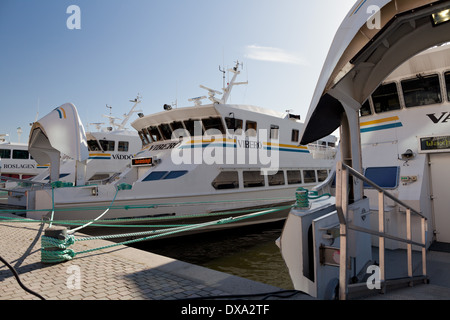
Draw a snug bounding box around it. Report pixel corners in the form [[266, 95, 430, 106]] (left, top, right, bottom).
[[39, 207, 283, 263], [23, 183, 326, 263], [41, 235, 76, 263], [294, 187, 331, 209]]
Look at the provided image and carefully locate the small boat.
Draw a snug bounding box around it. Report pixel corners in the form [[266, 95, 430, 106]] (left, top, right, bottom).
[[21, 62, 337, 239]]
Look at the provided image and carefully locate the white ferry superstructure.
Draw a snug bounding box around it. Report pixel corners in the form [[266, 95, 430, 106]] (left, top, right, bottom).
[[359, 43, 450, 245], [7, 98, 143, 207], [23, 62, 337, 235], [0, 132, 47, 191]]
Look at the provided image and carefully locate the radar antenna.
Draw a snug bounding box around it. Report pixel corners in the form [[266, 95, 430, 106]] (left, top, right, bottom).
[[199, 85, 223, 104], [100, 94, 143, 131], [188, 96, 207, 106], [190, 60, 248, 106]]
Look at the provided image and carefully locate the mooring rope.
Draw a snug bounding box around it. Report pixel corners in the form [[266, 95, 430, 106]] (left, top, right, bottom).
[[1, 182, 297, 264], [294, 187, 331, 208], [66, 188, 120, 235], [40, 207, 283, 263], [0, 195, 296, 215], [49, 186, 55, 228], [41, 234, 76, 263]]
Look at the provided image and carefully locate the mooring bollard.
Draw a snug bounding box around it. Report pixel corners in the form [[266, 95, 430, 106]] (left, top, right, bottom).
[[41, 226, 76, 264]]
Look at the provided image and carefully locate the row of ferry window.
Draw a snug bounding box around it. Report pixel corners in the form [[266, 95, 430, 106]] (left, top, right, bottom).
[[0, 149, 32, 160], [87, 140, 130, 152], [360, 72, 450, 116], [138, 117, 301, 145], [211, 169, 330, 190], [139, 168, 330, 189]]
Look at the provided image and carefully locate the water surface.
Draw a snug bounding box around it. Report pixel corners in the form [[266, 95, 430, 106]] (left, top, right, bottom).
[[130, 221, 294, 289]]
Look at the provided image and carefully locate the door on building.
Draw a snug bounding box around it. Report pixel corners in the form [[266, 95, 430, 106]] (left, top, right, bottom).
[[430, 152, 450, 243]]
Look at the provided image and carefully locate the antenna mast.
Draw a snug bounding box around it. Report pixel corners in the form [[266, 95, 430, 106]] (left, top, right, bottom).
[[118, 94, 143, 130], [219, 65, 226, 93], [221, 60, 248, 104]]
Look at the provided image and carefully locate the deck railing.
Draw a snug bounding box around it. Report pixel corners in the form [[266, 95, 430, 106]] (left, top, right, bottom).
[[335, 161, 428, 300]]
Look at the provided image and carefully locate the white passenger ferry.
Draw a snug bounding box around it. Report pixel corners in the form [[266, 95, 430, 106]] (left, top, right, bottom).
[[23, 62, 337, 236], [359, 43, 450, 245], [30, 97, 143, 184], [7, 98, 143, 207], [278, 0, 450, 300], [0, 131, 47, 184]]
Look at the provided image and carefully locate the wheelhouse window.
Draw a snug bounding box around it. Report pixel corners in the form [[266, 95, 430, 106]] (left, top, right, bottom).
[[287, 170, 302, 184], [183, 119, 204, 137], [445, 71, 450, 101], [268, 170, 285, 186], [245, 121, 257, 137], [291, 129, 299, 142], [401, 74, 442, 108], [211, 171, 239, 190], [138, 131, 150, 146], [148, 126, 163, 142], [372, 82, 401, 113], [0, 149, 11, 159], [243, 171, 265, 188], [225, 117, 243, 135], [12, 150, 30, 159], [99, 140, 115, 152], [170, 121, 184, 132], [303, 170, 316, 183], [202, 117, 226, 134], [87, 140, 102, 151], [364, 166, 399, 189], [158, 123, 173, 140], [360, 100, 372, 117], [118, 141, 129, 152], [270, 125, 279, 140]]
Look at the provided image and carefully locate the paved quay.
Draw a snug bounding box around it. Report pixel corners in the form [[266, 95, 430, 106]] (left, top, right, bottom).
[[0, 213, 311, 301]]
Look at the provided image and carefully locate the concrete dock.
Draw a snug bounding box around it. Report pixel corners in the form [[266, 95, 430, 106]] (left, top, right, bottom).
[[0, 213, 309, 301], [2, 211, 450, 302]]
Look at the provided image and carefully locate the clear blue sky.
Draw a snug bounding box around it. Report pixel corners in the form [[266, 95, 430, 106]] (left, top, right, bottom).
[[0, 0, 356, 142]]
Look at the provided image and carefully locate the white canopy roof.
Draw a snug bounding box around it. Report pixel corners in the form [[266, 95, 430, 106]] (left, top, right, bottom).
[[29, 103, 89, 164], [300, 0, 450, 144]]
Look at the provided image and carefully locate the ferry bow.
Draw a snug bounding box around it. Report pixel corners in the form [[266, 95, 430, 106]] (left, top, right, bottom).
[[278, 0, 450, 300]]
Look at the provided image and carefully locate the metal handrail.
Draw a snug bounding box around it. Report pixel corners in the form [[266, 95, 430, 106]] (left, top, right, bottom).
[[335, 161, 428, 300], [0, 175, 47, 186], [341, 163, 426, 219]]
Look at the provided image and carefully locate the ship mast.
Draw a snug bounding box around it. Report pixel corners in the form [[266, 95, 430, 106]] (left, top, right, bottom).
[[220, 60, 248, 104], [195, 60, 248, 105]]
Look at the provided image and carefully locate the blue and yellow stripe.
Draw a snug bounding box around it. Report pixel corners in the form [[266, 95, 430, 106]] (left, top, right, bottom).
[[350, 0, 368, 17], [179, 138, 309, 153], [54, 107, 67, 119], [181, 138, 236, 149], [360, 116, 403, 133], [89, 153, 111, 160], [263, 142, 310, 154]]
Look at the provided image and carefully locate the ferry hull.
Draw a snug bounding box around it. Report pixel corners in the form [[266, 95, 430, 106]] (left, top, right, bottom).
[[27, 187, 298, 239], [74, 202, 293, 240]]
